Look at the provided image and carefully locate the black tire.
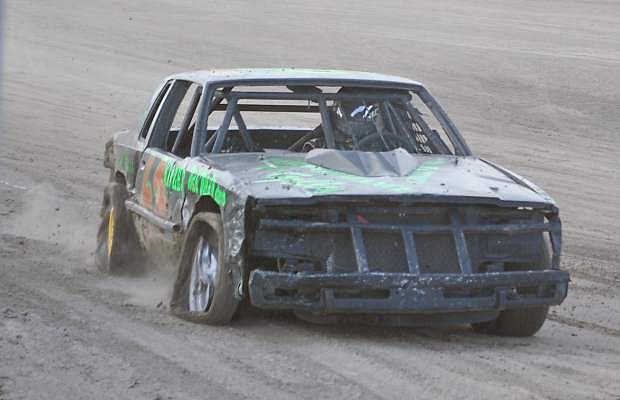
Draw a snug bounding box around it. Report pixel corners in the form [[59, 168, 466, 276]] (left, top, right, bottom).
[[471, 241, 551, 337], [471, 305, 549, 337], [95, 182, 143, 274], [170, 212, 239, 325]]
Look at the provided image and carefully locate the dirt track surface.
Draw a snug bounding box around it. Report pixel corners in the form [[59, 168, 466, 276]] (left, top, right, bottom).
[[2, 1, 619, 399]]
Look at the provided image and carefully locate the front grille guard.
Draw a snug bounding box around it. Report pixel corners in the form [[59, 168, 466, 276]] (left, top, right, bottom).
[[248, 210, 567, 314], [258, 211, 563, 274]]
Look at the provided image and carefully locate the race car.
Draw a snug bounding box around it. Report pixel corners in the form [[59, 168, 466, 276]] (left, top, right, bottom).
[[96, 68, 569, 335]]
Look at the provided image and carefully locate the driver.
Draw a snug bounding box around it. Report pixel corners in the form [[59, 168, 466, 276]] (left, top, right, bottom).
[[294, 88, 413, 152], [330, 88, 379, 149], [296, 89, 379, 152]]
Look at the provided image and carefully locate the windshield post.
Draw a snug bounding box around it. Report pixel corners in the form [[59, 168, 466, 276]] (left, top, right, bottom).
[[416, 87, 472, 156]]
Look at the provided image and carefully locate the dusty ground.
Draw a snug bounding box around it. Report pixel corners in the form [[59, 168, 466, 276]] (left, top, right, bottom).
[[1, 1, 619, 399]]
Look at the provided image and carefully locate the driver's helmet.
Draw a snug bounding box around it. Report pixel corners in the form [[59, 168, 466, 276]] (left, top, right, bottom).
[[331, 88, 379, 143]]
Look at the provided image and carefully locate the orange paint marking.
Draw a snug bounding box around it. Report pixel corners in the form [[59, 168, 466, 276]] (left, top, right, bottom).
[[153, 161, 168, 214]]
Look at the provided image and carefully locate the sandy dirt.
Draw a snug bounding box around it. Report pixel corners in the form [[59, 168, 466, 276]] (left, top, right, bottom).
[[1, 1, 619, 399]]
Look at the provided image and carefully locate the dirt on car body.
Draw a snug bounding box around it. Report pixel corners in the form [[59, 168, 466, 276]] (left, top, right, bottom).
[[97, 69, 569, 336]]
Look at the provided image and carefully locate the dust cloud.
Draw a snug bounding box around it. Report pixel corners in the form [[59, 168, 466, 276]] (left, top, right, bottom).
[[3, 181, 177, 308], [96, 262, 177, 309], [3, 182, 96, 263]]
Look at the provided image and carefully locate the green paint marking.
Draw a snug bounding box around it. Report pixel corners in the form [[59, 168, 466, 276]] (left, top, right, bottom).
[[187, 172, 201, 194], [408, 159, 446, 185], [257, 157, 447, 195], [257, 158, 346, 194], [163, 161, 228, 207], [117, 153, 135, 175], [187, 169, 227, 207], [163, 161, 185, 192]]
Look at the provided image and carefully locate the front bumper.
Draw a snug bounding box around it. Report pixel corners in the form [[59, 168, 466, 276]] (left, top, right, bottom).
[[249, 269, 569, 314]]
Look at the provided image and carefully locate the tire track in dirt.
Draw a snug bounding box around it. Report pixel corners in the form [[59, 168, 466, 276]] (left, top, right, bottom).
[[0, 236, 379, 400], [4, 232, 619, 399], [4, 0, 620, 398], [548, 314, 620, 338]]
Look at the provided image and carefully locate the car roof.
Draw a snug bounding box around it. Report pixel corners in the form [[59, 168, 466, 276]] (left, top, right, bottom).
[[168, 68, 424, 90]]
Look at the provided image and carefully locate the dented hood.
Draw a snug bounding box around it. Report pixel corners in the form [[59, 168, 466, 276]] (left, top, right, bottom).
[[201, 150, 556, 207]]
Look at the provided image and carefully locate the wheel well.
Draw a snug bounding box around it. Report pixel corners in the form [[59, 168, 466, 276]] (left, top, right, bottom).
[[114, 171, 126, 185], [193, 196, 221, 216]]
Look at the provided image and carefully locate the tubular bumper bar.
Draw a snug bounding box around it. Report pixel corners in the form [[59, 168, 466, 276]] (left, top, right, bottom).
[[249, 270, 569, 314]]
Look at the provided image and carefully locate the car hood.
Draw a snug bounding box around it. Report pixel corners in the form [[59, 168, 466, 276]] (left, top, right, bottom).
[[199, 150, 555, 207]]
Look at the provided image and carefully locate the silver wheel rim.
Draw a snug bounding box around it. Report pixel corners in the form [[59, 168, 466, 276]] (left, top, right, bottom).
[[189, 236, 217, 312]]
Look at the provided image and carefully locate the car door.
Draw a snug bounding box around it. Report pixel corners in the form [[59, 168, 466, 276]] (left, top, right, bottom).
[[132, 79, 195, 231]]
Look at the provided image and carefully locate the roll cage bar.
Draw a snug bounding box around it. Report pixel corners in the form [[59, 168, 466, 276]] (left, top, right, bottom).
[[187, 85, 473, 157]]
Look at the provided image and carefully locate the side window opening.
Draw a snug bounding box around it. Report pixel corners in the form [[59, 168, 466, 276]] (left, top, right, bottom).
[[140, 81, 172, 140], [146, 80, 202, 158], [169, 84, 202, 158]]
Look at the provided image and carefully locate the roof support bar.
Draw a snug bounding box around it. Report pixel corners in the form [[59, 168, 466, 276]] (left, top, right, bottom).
[[233, 110, 258, 152], [319, 98, 337, 149], [211, 97, 238, 153], [226, 91, 411, 102], [212, 103, 320, 113]]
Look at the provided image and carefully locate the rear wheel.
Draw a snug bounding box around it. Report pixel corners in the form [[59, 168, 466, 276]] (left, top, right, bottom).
[[471, 241, 551, 337], [95, 182, 142, 274], [171, 212, 239, 324]]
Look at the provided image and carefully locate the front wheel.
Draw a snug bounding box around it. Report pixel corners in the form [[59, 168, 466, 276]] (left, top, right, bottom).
[[171, 212, 239, 324], [471, 239, 552, 337], [471, 306, 549, 337]]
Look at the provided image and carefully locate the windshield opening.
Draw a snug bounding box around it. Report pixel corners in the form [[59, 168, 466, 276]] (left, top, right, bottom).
[[201, 86, 462, 155]]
